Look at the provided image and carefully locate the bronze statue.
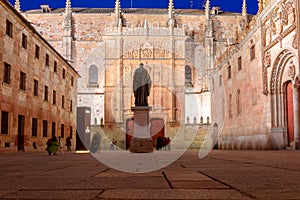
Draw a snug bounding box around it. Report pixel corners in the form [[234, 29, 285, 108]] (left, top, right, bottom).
[[133, 63, 151, 106]]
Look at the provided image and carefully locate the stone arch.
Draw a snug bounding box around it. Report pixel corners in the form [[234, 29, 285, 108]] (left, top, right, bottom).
[[270, 49, 299, 149], [270, 49, 296, 127]]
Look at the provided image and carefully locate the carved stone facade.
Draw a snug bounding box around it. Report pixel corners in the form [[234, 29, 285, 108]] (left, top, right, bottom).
[[212, 0, 299, 150], [17, 0, 299, 150]]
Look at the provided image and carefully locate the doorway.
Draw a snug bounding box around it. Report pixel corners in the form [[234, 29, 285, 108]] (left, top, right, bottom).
[[18, 115, 25, 151]]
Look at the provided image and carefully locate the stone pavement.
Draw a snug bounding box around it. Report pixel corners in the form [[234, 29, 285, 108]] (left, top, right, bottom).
[[0, 150, 300, 200]]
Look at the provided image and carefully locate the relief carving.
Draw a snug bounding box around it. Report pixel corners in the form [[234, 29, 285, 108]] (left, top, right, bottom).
[[287, 1, 295, 24], [141, 48, 153, 58], [288, 60, 295, 81], [264, 51, 271, 68], [292, 33, 298, 49]]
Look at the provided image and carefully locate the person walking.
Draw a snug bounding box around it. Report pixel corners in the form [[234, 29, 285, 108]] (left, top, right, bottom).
[[65, 136, 72, 152], [46, 136, 59, 156]]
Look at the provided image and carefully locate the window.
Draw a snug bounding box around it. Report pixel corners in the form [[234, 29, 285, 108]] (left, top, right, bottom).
[[185, 65, 192, 86], [228, 65, 231, 79], [35, 45, 40, 59], [22, 33, 27, 49], [1, 111, 9, 134], [6, 19, 13, 37], [62, 95, 65, 109], [62, 68, 66, 79], [89, 65, 98, 85], [229, 93, 232, 118], [238, 56, 242, 71], [54, 61, 57, 72], [32, 118, 38, 137], [34, 80, 38, 96], [70, 100, 73, 112], [53, 90, 56, 105], [219, 75, 222, 87], [20, 71, 26, 91], [42, 120, 48, 137], [237, 89, 242, 114], [52, 122, 56, 137], [4, 62, 11, 84], [61, 124, 65, 138], [44, 85, 48, 101], [45, 54, 49, 67], [71, 76, 74, 86], [250, 45, 255, 61]]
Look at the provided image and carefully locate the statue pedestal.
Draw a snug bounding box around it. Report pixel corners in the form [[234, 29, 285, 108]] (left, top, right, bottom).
[[130, 106, 153, 153]]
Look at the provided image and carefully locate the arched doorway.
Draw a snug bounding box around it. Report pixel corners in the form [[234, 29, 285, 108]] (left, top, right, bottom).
[[270, 50, 298, 149]]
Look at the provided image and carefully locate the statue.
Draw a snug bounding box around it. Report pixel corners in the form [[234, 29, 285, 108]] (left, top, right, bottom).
[[133, 63, 151, 106]]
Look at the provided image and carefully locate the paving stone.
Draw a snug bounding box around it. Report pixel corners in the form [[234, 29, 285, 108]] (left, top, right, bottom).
[[98, 189, 252, 199], [3, 189, 102, 200], [171, 180, 230, 189]]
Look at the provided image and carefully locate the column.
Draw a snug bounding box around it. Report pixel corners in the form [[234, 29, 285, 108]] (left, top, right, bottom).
[[293, 84, 300, 149]]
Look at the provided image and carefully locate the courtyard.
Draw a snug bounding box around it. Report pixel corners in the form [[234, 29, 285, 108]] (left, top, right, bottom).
[[0, 150, 300, 199]]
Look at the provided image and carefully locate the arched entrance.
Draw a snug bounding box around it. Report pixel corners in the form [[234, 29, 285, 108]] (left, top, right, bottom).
[[270, 49, 299, 149]]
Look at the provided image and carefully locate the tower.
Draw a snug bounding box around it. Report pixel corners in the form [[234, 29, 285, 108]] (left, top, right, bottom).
[[63, 0, 73, 63], [14, 0, 20, 12], [241, 0, 249, 30], [168, 0, 175, 28], [204, 0, 213, 70], [114, 0, 123, 27]]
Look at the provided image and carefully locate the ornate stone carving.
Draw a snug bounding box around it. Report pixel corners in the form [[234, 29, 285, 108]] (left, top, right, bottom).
[[292, 33, 298, 49], [141, 48, 153, 58], [287, 1, 295, 24], [262, 51, 271, 95], [288, 60, 295, 81], [264, 51, 271, 68]]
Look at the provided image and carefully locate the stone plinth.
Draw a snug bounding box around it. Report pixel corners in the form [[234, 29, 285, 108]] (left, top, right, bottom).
[[130, 106, 153, 153]]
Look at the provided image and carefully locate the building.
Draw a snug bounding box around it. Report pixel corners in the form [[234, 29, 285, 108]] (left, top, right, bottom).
[[13, 0, 300, 150], [0, 0, 79, 152], [211, 0, 300, 150]]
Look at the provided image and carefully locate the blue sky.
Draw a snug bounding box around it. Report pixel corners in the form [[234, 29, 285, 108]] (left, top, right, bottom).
[[8, 0, 258, 14]]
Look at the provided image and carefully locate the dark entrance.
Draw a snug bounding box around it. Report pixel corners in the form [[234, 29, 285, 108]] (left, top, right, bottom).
[[17, 115, 25, 151], [125, 118, 165, 149], [76, 107, 91, 151], [150, 118, 165, 147]]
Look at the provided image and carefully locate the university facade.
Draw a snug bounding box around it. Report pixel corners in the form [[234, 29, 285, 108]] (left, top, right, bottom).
[[0, 0, 79, 152], [1, 0, 299, 151]]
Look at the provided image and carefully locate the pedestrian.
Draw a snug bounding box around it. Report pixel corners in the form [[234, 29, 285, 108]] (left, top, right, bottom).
[[46, 136, 59, 156], [58, 136, 64, 155], [65, 136, 72, 152], [110, 138, 116, 150]]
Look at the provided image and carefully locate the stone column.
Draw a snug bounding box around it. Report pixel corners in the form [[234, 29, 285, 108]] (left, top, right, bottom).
[[293, 84, 300, 149]]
